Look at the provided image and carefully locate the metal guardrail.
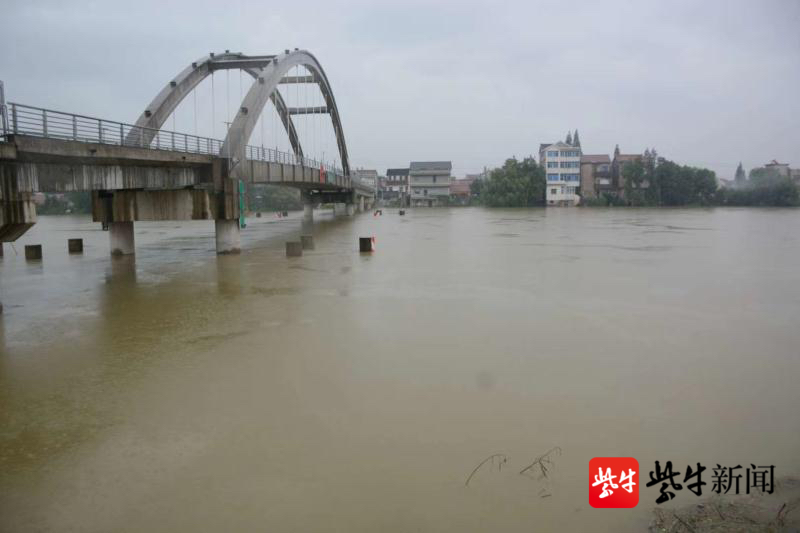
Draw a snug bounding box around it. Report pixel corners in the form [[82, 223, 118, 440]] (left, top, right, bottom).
[[244, 144, 345, 182], [3, 102, 350, 181], [7, 102, 223, 155]]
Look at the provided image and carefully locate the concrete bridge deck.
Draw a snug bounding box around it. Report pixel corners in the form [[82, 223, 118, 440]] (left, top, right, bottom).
[[0, 101, 375, 253]]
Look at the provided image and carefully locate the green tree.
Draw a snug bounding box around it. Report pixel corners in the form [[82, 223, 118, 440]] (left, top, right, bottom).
[[622, 159, 648, 205], [718, 177, 799, 207], [479, 157, 546, 207], [623, 158, 718, 206]]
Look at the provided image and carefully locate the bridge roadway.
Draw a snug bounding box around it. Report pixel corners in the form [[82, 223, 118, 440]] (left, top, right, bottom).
[[0, 105, 375, 254]]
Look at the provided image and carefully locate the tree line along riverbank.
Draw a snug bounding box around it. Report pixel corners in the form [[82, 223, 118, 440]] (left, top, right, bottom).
[[469, 157, 799, 208]]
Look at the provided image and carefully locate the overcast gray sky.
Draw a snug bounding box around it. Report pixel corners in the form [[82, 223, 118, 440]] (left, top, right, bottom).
[[1, 0, 798, 178]]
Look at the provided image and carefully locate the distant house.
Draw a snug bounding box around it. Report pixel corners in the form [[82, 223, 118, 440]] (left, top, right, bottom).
[[384, 168, 409, 204], [611, 145, 643, 195], [580, 154, 611, 199], [539, 139, 582, 206], [409, 161, 452, 206], [450, 177, 475, 204]]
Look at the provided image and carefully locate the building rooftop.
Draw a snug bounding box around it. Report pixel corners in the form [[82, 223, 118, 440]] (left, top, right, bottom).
[[581, 154, 610, 164], [409, 161, 452, 172], [541, 141, 577, 151], [386, 168, 409, 176], [615, 154, 641, 162]]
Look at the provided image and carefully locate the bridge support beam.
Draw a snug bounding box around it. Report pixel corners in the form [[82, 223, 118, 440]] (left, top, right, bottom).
[[215, 219, 241, 254], [109, 221, 135, 256]]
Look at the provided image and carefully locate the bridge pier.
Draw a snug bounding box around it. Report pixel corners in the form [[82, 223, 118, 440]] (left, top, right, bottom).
[[346, 203, 355, 216], [303, 203, 313, 222], [109, 221, 135, 256], [215, 219, 241, 254], [358, 196, 365, 213]]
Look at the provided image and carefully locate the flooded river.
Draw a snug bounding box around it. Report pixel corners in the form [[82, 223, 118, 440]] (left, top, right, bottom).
[[1, 207, 799, 531]]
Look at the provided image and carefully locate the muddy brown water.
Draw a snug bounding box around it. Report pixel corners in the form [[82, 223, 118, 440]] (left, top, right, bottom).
[[1, 207, 799, 532]]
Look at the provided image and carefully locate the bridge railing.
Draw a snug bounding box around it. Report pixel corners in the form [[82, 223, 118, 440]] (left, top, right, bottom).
[[3, 102, 351, 183], [6, 102, 224, 155], [244, 145, 345, 181]]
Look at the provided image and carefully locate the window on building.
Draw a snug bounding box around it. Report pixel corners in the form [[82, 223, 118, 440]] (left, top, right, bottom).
[[433, 176, 436, 183], [548, 173, 560, 181], [547, 161, 558, 168], [551, 188, 558, 195], [547, 151, 559, 157], [424, 189, 428, 196]]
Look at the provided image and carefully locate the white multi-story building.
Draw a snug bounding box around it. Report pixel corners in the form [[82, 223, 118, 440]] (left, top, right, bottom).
[[409, 161, 452, 206], [539, 141, 582, 206]]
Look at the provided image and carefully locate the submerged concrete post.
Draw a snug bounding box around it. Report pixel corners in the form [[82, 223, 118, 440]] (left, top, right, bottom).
[[303, 203, 313, 222], [109, 221, 135, 256], [359, 237, 374, 253], [215, 219, 241, 255], [68, 238, 83, 254], [285, 241, 303, 257], [346, 203, 355, 216], [300, 235, 314, 250], [25, 244, 42, 261], [359, 196, 365, 212]]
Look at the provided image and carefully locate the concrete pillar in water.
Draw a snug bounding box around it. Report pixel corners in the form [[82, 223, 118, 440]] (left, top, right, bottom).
[[359, 196, 365, 212], [359, 237, 374, 253], [25, 244, 42, 261], [300, 235, 314, 250], [346, 203, 355, 216], [68, 238, 83, 254], [333, 203, 346, 216], [285, 241, 303, 257], [109, 222, 135, 256], [303, 203, 313, 222], [215, 220, 241, 255]]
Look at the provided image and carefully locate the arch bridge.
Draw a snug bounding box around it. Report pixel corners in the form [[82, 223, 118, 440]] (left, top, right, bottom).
[[0, 50, 375, 254]]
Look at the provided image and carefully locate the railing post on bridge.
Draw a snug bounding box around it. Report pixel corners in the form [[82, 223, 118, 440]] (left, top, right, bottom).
[[11, 103, 18, 134], [119, 123, 124, 146], [171, 131, 175, 150], [98, 119, 104, 143], [72, 115, 77, 140], [42, 109, 48, 137]]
